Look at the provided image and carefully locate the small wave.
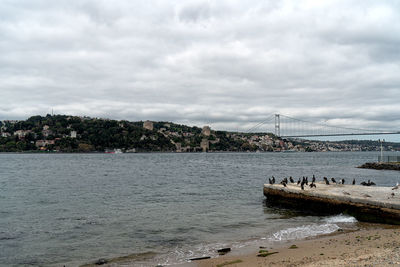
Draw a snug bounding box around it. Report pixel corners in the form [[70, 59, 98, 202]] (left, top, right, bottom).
[[323, 214, 357, 223], [156, 242, 228, 266], [0, 231, 23, 241], [268, 223, 340, 242], [181, 192, 203, 196], [0, 235, 17, 241], [82, 252, 157, 267]]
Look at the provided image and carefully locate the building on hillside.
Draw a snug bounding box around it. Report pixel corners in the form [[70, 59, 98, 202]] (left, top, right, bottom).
[[14, 130, 31, 138], [143, 120, 154, 131], [42, 125, 52, 137], [1, 132, 11, 137], [70, 131, 77, 138], [279, 140, 285, 148], [4, 120, 18, 124], [35, 140, 55, 147], [183, 132, 194, 137]]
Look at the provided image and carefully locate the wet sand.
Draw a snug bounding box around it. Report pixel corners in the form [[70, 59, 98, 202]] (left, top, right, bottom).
[[192, 225, 400, 267]]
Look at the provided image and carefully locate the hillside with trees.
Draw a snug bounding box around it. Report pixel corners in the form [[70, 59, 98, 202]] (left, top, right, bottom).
[[0, 115, 399, 153], [0, 115, 267, 152]]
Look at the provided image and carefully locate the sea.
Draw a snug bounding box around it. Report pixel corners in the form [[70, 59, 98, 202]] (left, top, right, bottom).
[[0, 151, 399, 266]]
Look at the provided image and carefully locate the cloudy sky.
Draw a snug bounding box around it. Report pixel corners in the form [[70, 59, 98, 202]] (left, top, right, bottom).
[[1, 0, 400, 139]]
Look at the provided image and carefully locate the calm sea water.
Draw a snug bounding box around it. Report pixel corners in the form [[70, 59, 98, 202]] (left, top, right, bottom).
[[0, 152, 399, 266]]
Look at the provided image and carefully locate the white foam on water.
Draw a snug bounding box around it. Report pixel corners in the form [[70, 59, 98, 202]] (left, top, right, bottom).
[[323, 214, 357, 223], [151, 215, 358, 266], [268, 223, 340, 242], [156, 242, 228, 266]]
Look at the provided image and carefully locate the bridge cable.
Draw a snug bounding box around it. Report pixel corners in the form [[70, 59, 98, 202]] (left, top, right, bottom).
[[279, 114, 389, 134], [246, 114, 275, 133]]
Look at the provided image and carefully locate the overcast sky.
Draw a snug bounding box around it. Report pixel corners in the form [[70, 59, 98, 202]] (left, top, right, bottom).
[[1, 0, 400, 140]]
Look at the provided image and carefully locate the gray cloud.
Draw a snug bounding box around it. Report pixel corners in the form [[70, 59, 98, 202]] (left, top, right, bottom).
[[0, 0, 400, 140]]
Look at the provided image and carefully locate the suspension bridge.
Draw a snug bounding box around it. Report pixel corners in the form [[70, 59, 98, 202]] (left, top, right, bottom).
[[247, 114, 400, 138]]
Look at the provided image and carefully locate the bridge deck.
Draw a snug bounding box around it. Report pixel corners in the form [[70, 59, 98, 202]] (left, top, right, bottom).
[[281, 132, 400, 138], [263, 183, 400, 224]]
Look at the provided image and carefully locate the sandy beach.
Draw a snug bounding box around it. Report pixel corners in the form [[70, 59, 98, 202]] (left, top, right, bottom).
[[79, 224, 400, 266], [193, 225, 400, 267]]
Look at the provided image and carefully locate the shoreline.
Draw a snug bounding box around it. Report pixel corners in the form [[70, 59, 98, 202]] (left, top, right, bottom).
[[187, 224, 400, 267], [0, 151, 390, 154], [81, 222, 400, 266]]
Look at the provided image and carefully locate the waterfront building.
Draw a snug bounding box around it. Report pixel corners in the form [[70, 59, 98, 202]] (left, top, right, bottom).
[[35, 140, 55, 147], [175, 142, 182, 152]]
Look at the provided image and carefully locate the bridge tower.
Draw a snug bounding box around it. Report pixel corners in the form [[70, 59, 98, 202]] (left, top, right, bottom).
[[275, 114, 280, 137]]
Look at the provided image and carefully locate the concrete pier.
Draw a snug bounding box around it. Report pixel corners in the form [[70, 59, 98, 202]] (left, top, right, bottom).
[[264, 183, 400, 224]]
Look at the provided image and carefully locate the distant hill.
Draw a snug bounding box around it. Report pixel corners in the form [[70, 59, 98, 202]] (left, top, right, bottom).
[[0, 114, 275, 152], [0, 114, 399, 153]]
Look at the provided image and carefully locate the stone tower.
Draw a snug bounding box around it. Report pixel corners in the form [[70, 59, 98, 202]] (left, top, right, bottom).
[[200, 139, 209, 152], [202, 126, 211, 136], [143, 120, 154, 131]]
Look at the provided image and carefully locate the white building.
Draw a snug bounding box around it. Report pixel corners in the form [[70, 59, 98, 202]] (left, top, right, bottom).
[[70, 131, 77, 138]]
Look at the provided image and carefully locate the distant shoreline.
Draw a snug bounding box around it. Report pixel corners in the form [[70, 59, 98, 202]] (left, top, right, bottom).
[[0, 150, 376, 154], [2, 115, 399, 153]]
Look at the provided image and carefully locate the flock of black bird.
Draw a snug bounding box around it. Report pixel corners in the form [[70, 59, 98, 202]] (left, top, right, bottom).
[[268, 175, 376, 190]]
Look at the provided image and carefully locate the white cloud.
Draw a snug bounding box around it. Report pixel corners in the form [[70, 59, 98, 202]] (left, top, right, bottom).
[[0, 0, 399, 139]]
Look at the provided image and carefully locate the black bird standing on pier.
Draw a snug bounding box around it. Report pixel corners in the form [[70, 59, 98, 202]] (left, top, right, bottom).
[[341, 179, 345, 184], [352, 178, 355, 185], [312, 175, 316, 183], [301, 180, 305, 190], [289, 176, 294, 183], [392, 183, 399, 190], [323, 177, 330, 185], [305, 177, 308, 185], [310, 182, 316, 188], [297, 178, 301, 185], [272, 176, 275, 184], [269, 178, 273, 185], [331, 178, 337, 184]]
